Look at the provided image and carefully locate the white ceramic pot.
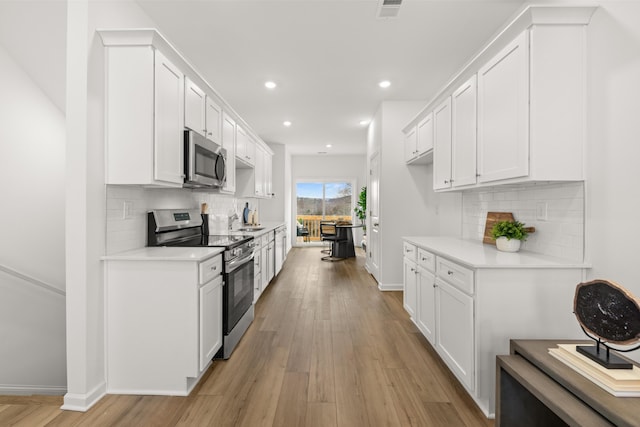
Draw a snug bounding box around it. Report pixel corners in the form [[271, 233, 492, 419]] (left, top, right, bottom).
[[496, 236, 521, 252]]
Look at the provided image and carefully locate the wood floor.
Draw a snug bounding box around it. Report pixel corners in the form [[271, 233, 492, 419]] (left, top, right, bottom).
[[1, 247, 494, 427]]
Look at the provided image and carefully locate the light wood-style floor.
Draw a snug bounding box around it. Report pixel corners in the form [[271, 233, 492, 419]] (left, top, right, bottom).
[[1, 247, 494, 427]]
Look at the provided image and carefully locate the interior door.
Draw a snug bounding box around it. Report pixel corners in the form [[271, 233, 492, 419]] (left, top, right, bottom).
[[368, 151, 380, 280]]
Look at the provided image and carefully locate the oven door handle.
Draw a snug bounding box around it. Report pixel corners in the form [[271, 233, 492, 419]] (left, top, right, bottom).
[[226, 250, 255, 273]]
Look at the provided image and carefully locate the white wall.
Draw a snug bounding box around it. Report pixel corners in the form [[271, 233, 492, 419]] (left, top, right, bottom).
[[584, 1, 640, 361], [0, 42, 67, 393], [64, 0, 161, 411], [373, 101, 462, 289], [291, 154, 367, 246], [462, 182, 585, 262]]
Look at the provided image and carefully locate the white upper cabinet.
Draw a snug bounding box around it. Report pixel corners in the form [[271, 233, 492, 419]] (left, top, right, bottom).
[[104, 44, 184, 187], [404, 113, 434, 164], [433, 97, 452, 190], [205, 97, 222, 144], [221, 112, 236, 193], [153, 51, 185, 185], [99, 29, 269, 191], [451, 76, 477, 188], [184, 78, 206, 137], [236, 125, 255, 167], [477, 31, 529, 183], [403, 126, 418, 163], [185, 77, 222, 145], [402, 5, 595, 191]]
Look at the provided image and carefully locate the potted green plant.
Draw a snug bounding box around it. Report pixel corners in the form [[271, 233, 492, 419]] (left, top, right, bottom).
[[354, 186, 367, 233], [491, 220, 528, 252]]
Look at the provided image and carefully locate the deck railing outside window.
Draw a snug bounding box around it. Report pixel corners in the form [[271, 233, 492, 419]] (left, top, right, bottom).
[[296, 215, 352, 242]]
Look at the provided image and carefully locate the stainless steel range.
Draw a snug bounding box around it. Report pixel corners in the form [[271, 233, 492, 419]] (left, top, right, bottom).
[[147, 209, 255, 359]]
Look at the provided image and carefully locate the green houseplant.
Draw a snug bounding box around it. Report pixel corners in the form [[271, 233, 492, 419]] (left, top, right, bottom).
[[491, 220, 528, 252], [354, 186, 367, 233]]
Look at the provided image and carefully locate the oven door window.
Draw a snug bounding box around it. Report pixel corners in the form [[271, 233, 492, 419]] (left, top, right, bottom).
[[224, 260, 254, 333]]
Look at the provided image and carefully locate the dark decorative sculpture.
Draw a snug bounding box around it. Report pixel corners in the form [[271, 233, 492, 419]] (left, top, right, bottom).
[[573, 279, 640, 369]]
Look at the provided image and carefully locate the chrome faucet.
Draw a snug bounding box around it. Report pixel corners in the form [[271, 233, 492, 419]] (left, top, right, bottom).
[[228, 212, 239, 230]]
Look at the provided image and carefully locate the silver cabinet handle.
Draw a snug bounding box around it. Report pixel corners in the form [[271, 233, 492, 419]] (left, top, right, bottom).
[[210, 265, 217, 271], [447, 270, 453, 275]]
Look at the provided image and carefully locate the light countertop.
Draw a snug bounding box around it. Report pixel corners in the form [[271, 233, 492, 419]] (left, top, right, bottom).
[[102, 246, 224, 262], [403, 236, 590, 269], [228, 221, 286, 236]]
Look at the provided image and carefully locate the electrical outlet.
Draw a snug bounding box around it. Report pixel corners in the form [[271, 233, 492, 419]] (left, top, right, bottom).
[[536, 202, 547, 221], [123, 201, 134, 220]]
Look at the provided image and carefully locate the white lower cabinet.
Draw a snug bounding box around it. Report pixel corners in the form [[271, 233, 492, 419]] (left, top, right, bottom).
[[402, 243, 418, 319], [416, 266, 436, 345], [199, 275, 223, 372], [401, 238, 587, 417], [105, 253, 223, 395], [435, 277, 474, 391]]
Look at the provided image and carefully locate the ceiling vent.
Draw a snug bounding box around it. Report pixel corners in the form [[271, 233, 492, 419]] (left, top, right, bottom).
[[376, 0, 403, 19]]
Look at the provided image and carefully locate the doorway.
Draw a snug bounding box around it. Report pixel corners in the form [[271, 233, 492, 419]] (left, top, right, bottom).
[[295, 180, 354, 245]]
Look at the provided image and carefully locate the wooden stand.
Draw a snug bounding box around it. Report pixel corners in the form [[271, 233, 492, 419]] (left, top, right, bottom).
[[496, 340, 639, 427]]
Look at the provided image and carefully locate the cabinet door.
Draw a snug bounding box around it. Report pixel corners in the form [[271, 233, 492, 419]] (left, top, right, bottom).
[[436, 278, 474, 391], [261, 244, 269, 290], [154, 50, 185, 184], [267, 241, 275, 282], [221, 113, 236, 193], [416, 113, 434, 156], [199, 275, 222, 372], [433, 97, 452, 190], [403, 258, 417, 319], [451, 76, 477, 188], [184, 77, 206, 137], [254, 145, 265, 197], [264, 150, 273, 197], [205, 97, 222, 144], [477, 31, 529, 183], [236, 125, 255, 166], [253, 250, 261, 302], [404, 126, 417, 162], [417, 267, 436, 345]]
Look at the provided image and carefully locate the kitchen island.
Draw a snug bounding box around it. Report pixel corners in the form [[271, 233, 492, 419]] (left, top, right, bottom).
[[402, 236, 590, 418]]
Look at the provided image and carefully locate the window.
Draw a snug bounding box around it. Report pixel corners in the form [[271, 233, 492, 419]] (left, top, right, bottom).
[[296, 181, 353, 244]]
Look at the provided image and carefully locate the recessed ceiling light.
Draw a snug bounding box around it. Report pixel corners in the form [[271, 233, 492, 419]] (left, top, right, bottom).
[[326, 144, 332, 148], [265, 81, 277, 89], [378, 80, 391, 88], [283, 121, 292, 127], [359, 120, 369, 126]]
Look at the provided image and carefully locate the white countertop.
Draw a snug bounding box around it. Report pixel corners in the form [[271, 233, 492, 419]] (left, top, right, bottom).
[[102, 246, 224, 262], [403, 236, 590, 269], [229, 221, 286, 236]]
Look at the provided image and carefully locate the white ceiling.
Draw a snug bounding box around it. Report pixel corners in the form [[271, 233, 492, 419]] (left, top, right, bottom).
[[137, 0, 530, 155]]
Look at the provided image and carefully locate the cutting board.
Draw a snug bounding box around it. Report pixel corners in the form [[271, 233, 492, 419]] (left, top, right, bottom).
[[483, 212, 514, 244], [483, 212, 535, 245]]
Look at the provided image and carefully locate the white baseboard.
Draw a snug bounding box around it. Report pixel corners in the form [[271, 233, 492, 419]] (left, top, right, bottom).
[[61, 381, 107, 412], [0, 384, 66, 395], [378, 282, 403, 291]]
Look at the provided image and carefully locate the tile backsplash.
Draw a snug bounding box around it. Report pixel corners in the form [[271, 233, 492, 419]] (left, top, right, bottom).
[[462, 182, 584, 261], [106, 185, 255, 254]]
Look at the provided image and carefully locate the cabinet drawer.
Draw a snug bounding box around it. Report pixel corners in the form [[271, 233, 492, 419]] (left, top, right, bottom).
[[417, 248, 435, 272], [261, 233, 271, 246], [199, 255, 222, 285], [436, 257, 474, 295], [403, 242, 417, 261]]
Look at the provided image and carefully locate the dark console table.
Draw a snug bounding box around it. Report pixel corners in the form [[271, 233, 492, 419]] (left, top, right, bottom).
[[496, 339, 640, 427]]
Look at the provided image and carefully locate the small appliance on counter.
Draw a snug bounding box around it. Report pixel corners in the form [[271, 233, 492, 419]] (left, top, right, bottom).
[[147, 209, 255, 359]]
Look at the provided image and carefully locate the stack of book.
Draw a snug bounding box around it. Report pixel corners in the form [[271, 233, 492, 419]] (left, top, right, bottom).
[[549, 344, 640, 397]]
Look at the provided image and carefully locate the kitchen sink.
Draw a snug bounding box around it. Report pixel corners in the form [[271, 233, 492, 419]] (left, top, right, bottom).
[[237, 227, 265, 231]]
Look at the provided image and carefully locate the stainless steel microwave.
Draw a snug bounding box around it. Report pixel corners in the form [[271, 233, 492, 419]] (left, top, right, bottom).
[[183, 129, 227, 188]]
